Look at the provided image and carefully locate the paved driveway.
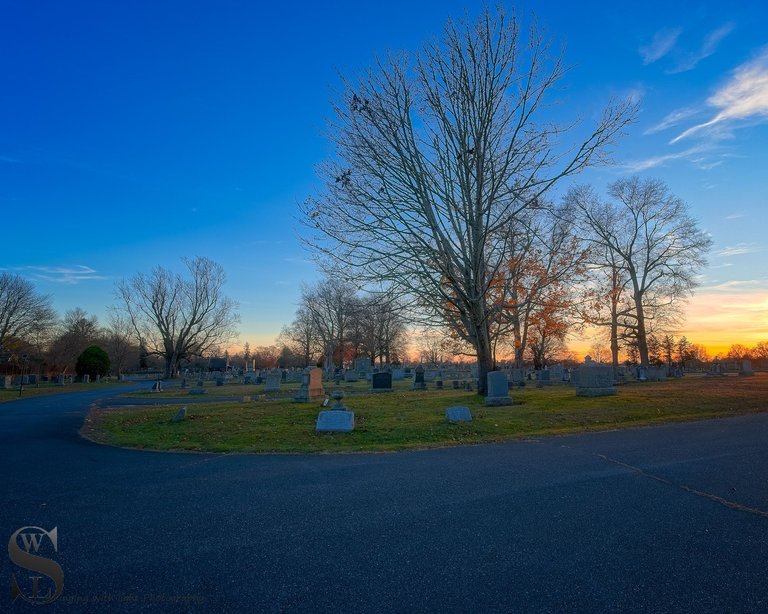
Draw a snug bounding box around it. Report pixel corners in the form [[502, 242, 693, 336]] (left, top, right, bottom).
[[2, 386, 768, 612]]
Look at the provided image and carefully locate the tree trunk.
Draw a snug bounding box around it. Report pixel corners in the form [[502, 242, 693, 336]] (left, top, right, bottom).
[[634, 296, 650, 367]]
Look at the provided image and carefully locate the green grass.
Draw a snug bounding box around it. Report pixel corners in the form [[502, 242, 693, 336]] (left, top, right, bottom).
[[84, 374, 768, 454]]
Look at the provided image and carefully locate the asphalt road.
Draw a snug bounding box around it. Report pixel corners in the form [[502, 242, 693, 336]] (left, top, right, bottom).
[[2, 385, 768, 613]]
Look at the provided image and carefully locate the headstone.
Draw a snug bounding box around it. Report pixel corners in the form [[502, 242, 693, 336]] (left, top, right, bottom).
[[344, 370, 359, 383], [392, 368, 405, 381], [56, 374, 65, 386], [189, 388, 207, 395], [316, 389, 355, 432], [412, 365, 426, 390], [94, 374, 100, 384], [83, 374, 90, 384], [550, 365, 564, 383], [181, 378, 188, 389], [446, 406, 473, 423], [435, 379, 443, 390], [355, 357, 371, 375], [264, 372, 281, 392], [485, 371, 513, 406], [316, 410, 355, 432], [452, 380, 460, 389], [370, 371, 393, 392], [151, 381, 163, 392], [295, 367, 325, 402], [216, 378, 224, 387], [0, 375, 11, 389], [509, 368, 526, 387], [197, 379, 205, 387], [536, 369, 551, 388], [576, 364, 616, 397], [172, 407, 187, 422], [739, 360, 754, 377], [645, 366, 666, 382]]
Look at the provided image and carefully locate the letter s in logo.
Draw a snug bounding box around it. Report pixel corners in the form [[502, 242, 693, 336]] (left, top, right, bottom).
[[8, 526, 64, 604]]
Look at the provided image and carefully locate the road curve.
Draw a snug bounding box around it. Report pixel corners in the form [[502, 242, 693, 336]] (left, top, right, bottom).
[[2, 385, 768, 612]]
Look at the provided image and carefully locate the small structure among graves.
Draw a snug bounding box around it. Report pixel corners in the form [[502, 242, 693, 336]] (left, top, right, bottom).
[[576, 361, 616, 397], [370, 371, 393, 393], [264, 370, 281, 392], [446, 406, 473, 423], [316, 390, 355, 432], [739, 359, 755, 377], [485, 371, 512, 406], [536, 369, 551, 388], [355, 357, 371, 378], [412, 365, 426, 390], [294, 367, 325, 402]]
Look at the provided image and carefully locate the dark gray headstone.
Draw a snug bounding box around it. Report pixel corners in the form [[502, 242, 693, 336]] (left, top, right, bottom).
[[446, 406, 473, 422], [189, 388, 207, 395], [172, 406, 187, 422], [412, 365, 426, 390], [371, 371, 393, 392]]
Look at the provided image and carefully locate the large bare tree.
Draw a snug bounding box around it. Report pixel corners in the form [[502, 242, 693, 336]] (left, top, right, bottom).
[[301, 8, 634, 393], [567, 177, 713, 367], [0, 272, 56, 350], [116, 257, 239, 378]]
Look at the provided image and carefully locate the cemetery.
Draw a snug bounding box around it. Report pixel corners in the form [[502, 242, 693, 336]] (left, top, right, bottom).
[[82, 368, 768, 454]]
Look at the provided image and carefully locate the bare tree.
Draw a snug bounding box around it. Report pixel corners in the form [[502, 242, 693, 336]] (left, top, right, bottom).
[[116, 257, 239, 378], [299, 278, 358, 371], [104, 309, 137, 376], [567, 177, 712, 367], [277, 305, 323, 367], [47, 308, 101, 374], [302, 8, 634, 393], [0, 272, 57, 350]]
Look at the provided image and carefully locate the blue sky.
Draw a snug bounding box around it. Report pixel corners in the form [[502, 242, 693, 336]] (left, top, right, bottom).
[[2, 1, 767, 354]]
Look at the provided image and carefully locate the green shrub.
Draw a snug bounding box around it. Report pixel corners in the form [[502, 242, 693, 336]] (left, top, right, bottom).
[[76, 345, 110, 380]]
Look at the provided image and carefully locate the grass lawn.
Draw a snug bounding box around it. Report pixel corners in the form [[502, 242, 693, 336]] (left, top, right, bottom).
[[84, 374, 768, 454]]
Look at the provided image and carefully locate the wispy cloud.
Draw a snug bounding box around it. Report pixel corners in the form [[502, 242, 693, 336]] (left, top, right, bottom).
[[622, 143, 715, 171], [644, 106, 701, 134], [25, 265, 109, 284], [715, 243, 764, 257], [725, 213, 745, 220], [0, 155, 21, 163], [668, 23, 735, 73], [639, 28, 681, 64], [672, 47, 768, 143], [698, 279, 765, 292]]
